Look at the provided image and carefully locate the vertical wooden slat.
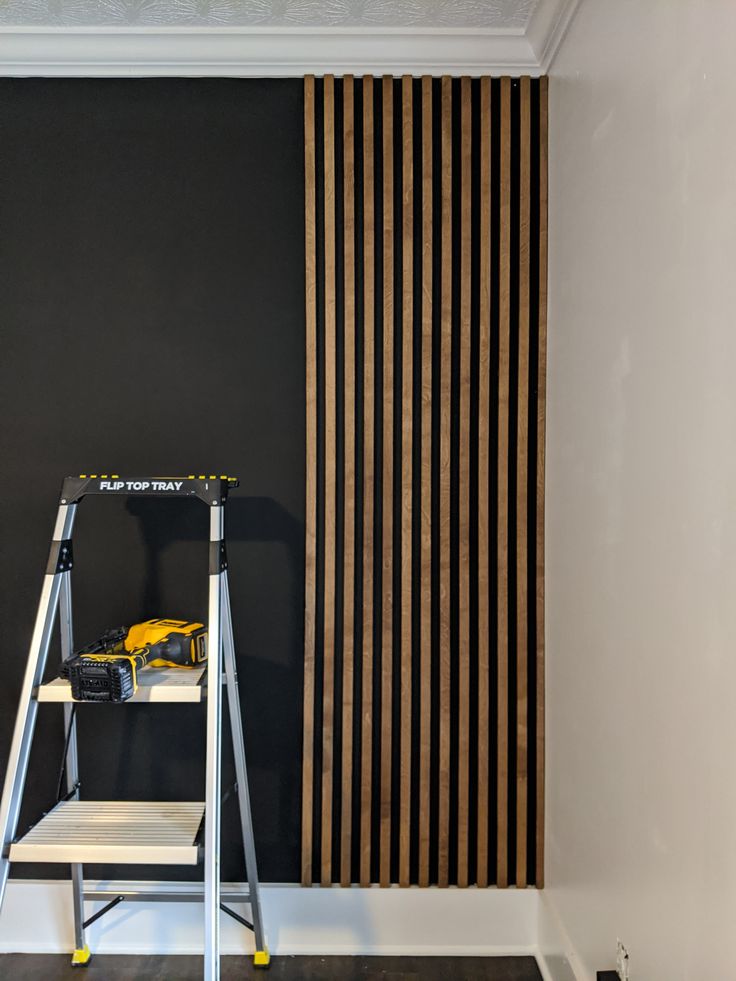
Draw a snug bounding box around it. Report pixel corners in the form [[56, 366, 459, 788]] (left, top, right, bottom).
[[301, 74, 317, 887], [340, 75, 356, 888], [536, 75, 549, 889], [497, 75, 511, 889], [360, 74, 375, 888], [399, 74, 413, 889], [437, 74, 452, 888], [516, 75, 531, 889], [477, 75, 491, 889], [457, 76, 471, 888], [320, 74, 337, 887], [379, 73, 395, 889], [418, 74, 433, 889]]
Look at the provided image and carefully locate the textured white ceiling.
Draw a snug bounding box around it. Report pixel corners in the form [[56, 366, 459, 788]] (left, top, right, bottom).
[[0, 0, 540, 28]]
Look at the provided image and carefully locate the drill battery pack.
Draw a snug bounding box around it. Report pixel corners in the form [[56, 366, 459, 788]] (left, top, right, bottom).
[[63, 619, 207, 703], [66, 655, 136, 703]]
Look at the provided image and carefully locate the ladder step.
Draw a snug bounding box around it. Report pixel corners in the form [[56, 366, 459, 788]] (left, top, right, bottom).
[[36, 665, 207, 704], [84, 888, 250, 905], [9, 801, 204, 865]]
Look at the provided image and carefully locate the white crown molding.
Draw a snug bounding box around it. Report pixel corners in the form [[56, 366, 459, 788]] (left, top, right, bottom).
[[525, 0, 580, 71], [0, 25, 545, 77], [0, 0, 586, 77]]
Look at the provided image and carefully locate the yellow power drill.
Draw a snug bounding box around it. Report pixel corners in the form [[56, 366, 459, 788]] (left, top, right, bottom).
[[61, 618, 207, 702]]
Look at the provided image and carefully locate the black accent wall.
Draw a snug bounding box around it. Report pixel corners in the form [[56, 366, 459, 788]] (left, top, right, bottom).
[[0, 79, 306, 883]]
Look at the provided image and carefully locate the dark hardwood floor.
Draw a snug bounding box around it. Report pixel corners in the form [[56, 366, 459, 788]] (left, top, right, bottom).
[[0, 954, 543, 980]]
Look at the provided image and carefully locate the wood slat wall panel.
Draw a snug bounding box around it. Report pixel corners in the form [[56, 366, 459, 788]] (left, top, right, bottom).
[[340, 74, 356, 888], [301, 73, 317, 888], [360, 74, 375, 888], [379, 73, 395, 889], [320, 74, 337, 888], [457, 75, 472, 889], [303, 74, 548, 888], [399, 73, 414, 889], [418, 74, 433, 889], [516, 74, 531, 889], [536, 75, 549, 890], [496, 75, 511, 889], [477, 75, 491, 889], [437, 74, 452, 890]]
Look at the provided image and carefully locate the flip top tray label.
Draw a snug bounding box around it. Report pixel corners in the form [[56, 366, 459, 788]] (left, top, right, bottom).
[[99, 480, 184, 492]]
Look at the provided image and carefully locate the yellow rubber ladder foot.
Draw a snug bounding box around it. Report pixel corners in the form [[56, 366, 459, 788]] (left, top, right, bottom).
[[253, 948, 270, 969], [71, 945, 92, 968]]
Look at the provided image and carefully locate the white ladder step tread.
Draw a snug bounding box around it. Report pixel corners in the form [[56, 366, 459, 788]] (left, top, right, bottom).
[[9, 801, 204, 865], [36, 665, 206, 703]]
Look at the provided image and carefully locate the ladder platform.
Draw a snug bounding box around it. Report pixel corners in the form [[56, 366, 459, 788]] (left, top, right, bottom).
[[9, 801, 204, 865], [36, 665, 207, 703]]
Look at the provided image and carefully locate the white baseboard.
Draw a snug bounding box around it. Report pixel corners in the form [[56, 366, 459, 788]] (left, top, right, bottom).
[[536, 892, 590, 981], [0, 879, 540, 959]]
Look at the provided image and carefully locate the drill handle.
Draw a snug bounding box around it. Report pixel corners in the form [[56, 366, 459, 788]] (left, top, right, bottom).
[[129, 645, 156, 670]]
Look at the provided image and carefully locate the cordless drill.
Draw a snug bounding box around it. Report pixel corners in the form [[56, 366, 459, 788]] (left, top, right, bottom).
[[61, 619, 207, 702]]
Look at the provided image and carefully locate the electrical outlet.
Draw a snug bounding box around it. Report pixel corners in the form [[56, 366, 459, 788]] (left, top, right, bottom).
[[616, 939, 630, 981]]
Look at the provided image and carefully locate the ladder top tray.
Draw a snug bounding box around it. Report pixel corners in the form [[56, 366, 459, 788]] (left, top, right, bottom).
[[37, 665, 207, 704], [60, 474, 238, 505], [9, 800, 204, 865]]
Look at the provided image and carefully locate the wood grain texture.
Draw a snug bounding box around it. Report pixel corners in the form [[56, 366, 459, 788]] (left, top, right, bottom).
[[379, 73, 395, 889], [360, 74, 376, 887], [476, 75, 491, 889], [536, 75, 549, 889], [340, 74, 356, 888], [418, 74, 433, 889], [399, 73, 413, 889], [457, 75, 471, 889], [516, 75, 531, 889], [321, 73, 337, 887], [302, 73, 547, 891], [301, 73, 317, 887], [437, 74, 452, 889], [496, 76, 511, 889]]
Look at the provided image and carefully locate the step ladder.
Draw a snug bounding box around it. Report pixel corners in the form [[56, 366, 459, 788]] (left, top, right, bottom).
[[0, 475, 269, 979]]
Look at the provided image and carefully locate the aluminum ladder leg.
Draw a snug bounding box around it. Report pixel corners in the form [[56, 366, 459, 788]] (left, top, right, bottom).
[[0, 503, 77, 910], [59, 569, 88, 967], [204, 504, 224, 981], [222, 570, 268, 965]]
